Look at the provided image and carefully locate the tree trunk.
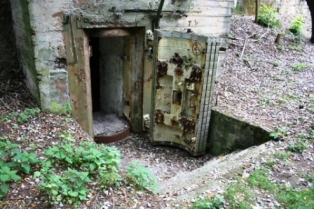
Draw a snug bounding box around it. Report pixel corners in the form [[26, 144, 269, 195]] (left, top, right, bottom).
[[275, 33, 282, 44], [255, 0, 259, 23], [306, 0, 314, 43]]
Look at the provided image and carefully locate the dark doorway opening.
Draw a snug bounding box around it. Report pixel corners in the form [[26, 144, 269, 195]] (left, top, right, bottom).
[[89, 38, 101, 112], [89, 35, 130, 143]]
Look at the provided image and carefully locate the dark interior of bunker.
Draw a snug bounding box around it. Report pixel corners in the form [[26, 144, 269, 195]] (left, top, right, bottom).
[[89, 36, 130, 142]]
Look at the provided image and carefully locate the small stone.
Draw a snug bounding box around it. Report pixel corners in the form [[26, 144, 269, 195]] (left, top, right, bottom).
[[137, 191, 143, 196], [274, 201, 281, 207], [147, 202, 152, 207]]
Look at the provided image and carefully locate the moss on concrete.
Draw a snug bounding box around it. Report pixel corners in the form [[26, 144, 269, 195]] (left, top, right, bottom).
[[49, 101, 72, 115], [19, 0, 39, 101]]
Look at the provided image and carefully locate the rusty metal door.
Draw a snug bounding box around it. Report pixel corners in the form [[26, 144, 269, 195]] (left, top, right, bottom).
[[63, 16, 93, 136], [150, 30, 220, 156]]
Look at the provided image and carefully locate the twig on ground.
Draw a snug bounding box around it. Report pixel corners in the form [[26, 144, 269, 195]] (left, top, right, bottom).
[[240, 33, 256, 60], [0, 98, 11, 110], [253, 29, 271, 42]]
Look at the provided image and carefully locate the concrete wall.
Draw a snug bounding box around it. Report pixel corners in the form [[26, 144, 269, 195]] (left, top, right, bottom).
[[208, 109, 272, 155], [99, 37, 125, 116], [0, 1, 18, 80], [10, 0, 38, 102], [10, 0, 233, 112]]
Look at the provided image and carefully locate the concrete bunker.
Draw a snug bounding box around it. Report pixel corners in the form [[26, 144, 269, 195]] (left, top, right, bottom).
[[10, 0, 273, 157]]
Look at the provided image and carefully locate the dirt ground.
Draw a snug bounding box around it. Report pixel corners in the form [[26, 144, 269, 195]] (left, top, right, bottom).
[[0, 13, 314, 209]]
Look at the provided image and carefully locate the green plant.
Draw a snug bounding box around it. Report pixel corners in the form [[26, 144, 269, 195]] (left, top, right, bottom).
[[36, 168, 91, 205], [0, 139, 41, 198], [12, 150, 39, 174], [306, 173, 314, 184], [305, 173, 314, 190], [45, 143, 76, 164], [45, 142, 121, 185], [289, 44, 302, 51], [292, 63, 309, 71], [38, 142, 122, 206], [257, 4, 281, 28], [58, 131, 75, 142], [225, 179, 256, 209], [274, 151, 291, 160], [248, 169, 276, 192], [126, 162, 159, 194], [289, 15, 305, 35], [264, 160, 277, 168], [279, 97, 288, 104], [288, 94, 298, 99], [0, 115, 10, 122], [288, 139, 307, 153], [272, 62, 279, 67], [285, 69, 291, 74], [276, 186, 314, 208], [29, 143, 38, 150], [50, 102, 72, 115], [65, 117, 72, 123], [261, 97, 273, 106], [11, 108, 40, 123], [277, 45, 284, 51], [270, 127, 288, 140], [309, 104, 314, 113], [0, 166, 21, 198], [193, 195, 225, 209]]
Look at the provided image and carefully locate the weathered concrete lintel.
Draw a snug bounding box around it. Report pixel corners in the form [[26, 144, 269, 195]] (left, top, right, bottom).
[[87, 28, 131, 37]]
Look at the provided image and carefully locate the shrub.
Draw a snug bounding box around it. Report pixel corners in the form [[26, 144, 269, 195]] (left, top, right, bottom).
[[0, 138, 41, 198], [269, 127, 288, 140], [193, 195, 225, 209], [36, 168, 91, 205], [288, 139, 307, 153], [257, 4, 281, 28], [292, 63, 309, 71], [11, 108, 40, 123], [126, 162, 159, 194], [38, 141, 122, 206], [289, 15, 305, 35]]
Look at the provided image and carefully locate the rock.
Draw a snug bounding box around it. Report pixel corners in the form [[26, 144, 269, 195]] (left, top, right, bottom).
[[104, 190, 109, 196]]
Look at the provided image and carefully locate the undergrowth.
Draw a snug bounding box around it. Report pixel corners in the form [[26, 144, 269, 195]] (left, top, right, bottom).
[[289, 15, 305, 36], [257, 4, 281, 28], [37, 141, 122, 205], [0, 137, 41, 198], [224, 167, 314, 209], [193, 195, 225, 209], [0, 129, 159, 206], [126, 161, 159, 194]]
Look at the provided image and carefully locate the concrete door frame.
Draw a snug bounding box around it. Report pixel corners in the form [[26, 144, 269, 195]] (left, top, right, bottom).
[[63, 16, 145, 137]]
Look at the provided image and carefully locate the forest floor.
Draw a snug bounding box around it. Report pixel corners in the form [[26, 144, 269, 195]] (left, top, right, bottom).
[[0, 12, 314, 209]]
